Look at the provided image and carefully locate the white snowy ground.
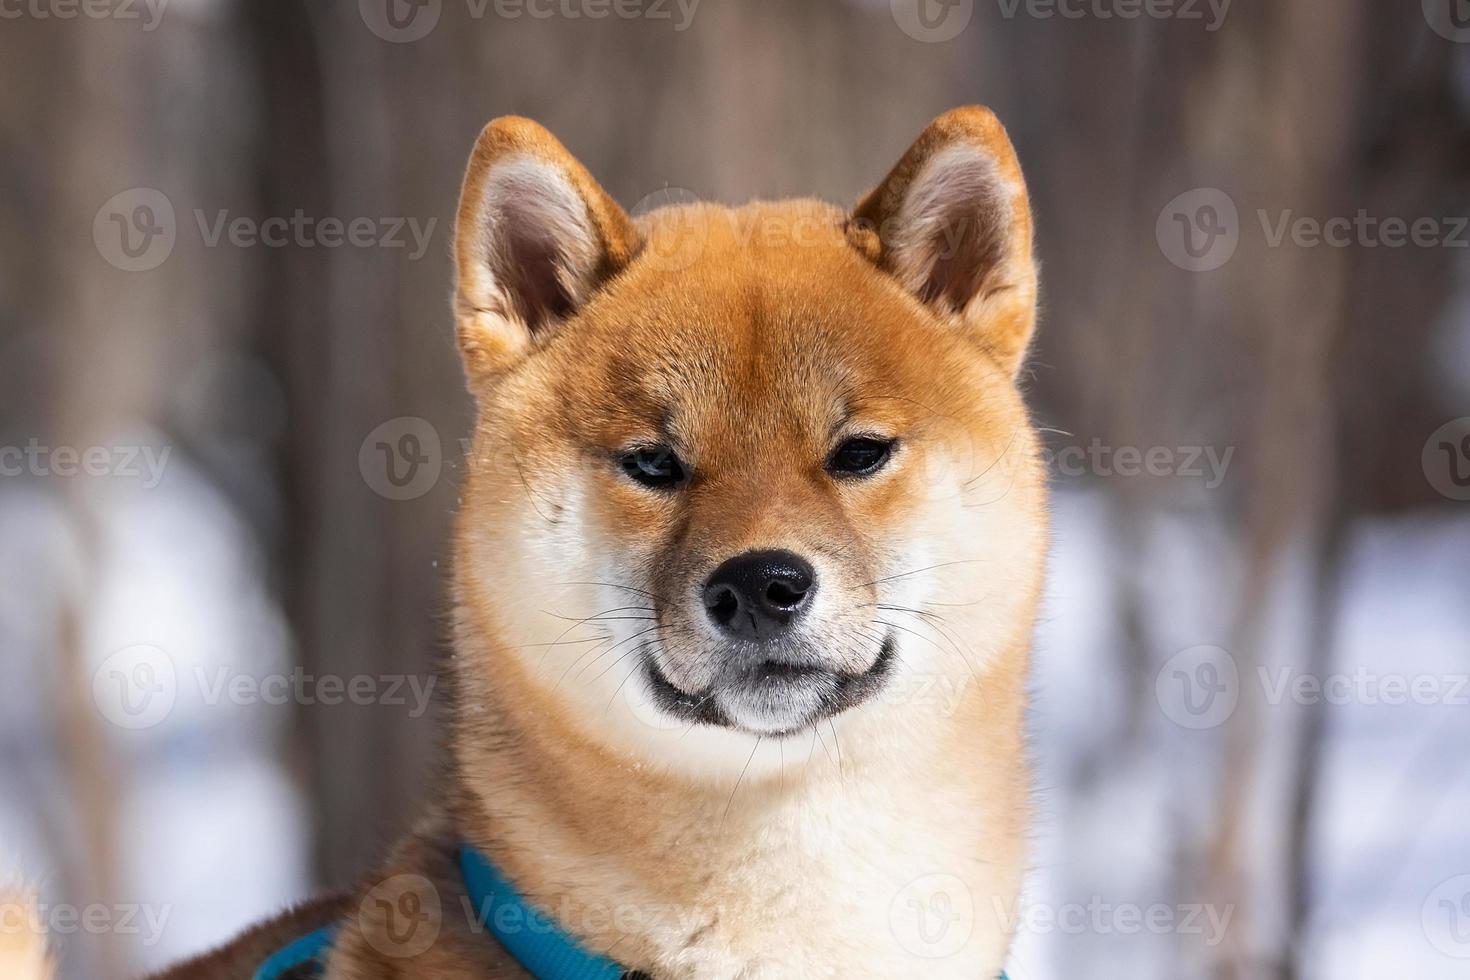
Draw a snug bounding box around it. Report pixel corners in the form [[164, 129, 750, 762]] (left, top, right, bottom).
[[1013, 490, 1470, 980], [0, 439, 310, 978]]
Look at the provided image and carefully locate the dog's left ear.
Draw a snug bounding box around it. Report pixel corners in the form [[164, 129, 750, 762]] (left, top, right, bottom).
[[849, 106, 1037, 375], [453, 116, 639, 389]]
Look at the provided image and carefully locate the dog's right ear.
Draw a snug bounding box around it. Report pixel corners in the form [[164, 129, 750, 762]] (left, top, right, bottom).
[[848, 107, 1037, 376], [453, 117, 638, 389]]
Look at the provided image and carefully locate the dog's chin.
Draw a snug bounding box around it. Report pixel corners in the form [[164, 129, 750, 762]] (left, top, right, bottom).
[[643, 637, 896, 738]]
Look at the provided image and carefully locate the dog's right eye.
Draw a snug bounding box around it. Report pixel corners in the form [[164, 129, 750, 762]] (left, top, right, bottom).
[[619, 445, 688, 490]]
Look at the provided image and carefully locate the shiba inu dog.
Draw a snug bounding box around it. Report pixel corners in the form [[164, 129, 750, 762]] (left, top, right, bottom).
[[14, 106, 1048, 979]]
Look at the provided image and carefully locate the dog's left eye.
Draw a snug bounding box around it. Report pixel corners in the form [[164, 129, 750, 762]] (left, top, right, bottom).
[[619, 445, 688, 490], [827, 436, 895, 477]]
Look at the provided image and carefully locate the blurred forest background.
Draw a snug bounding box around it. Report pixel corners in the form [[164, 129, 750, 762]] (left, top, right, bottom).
[[2, 1, 1468, 978]]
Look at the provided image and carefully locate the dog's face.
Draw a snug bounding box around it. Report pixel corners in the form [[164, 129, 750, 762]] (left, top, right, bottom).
[[450, 111, 1046, 777]]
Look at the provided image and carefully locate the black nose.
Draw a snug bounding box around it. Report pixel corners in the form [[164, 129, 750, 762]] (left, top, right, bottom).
[[703, 549, 816, 641]]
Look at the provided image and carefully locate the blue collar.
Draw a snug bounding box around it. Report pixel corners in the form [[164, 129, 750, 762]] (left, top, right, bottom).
[[252, 922, 336, 980], [255, 843, 1007, 980], [458, 843, 628, 979], [253, 844, 628, 980]]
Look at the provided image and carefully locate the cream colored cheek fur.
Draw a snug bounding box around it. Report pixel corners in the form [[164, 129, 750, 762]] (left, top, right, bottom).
[[463, 439, 1040, 786]]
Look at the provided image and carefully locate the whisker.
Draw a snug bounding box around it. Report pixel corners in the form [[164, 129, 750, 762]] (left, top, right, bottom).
[[533, 603, 656, 670], [877, 605, 979, 677], [604, 640, 665, 710], [570, 622, 682, 685], [963, 426, 1022, 491], [962, 465, 1017, 508], [553, 635, 618, 687], [827, 719, 844, 778], [553, 615, 659, 623], [540, 605, 656, 625], [508, 445, 559, 526], [878, 603, 959, 629], [873, 617, 978, 681], [564, 581, 671, 603], [589, 628, 692, 685], [514, 634, 612, 652], [855, 559, 987, 590], [723, 737, 762, 824]]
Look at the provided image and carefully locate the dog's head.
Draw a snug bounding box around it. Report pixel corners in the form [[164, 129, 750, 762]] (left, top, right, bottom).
[[450, 109, 1047, 777]]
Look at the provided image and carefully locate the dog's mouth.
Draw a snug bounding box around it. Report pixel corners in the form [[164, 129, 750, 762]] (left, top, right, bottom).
[[642, 636, 896, 737]]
